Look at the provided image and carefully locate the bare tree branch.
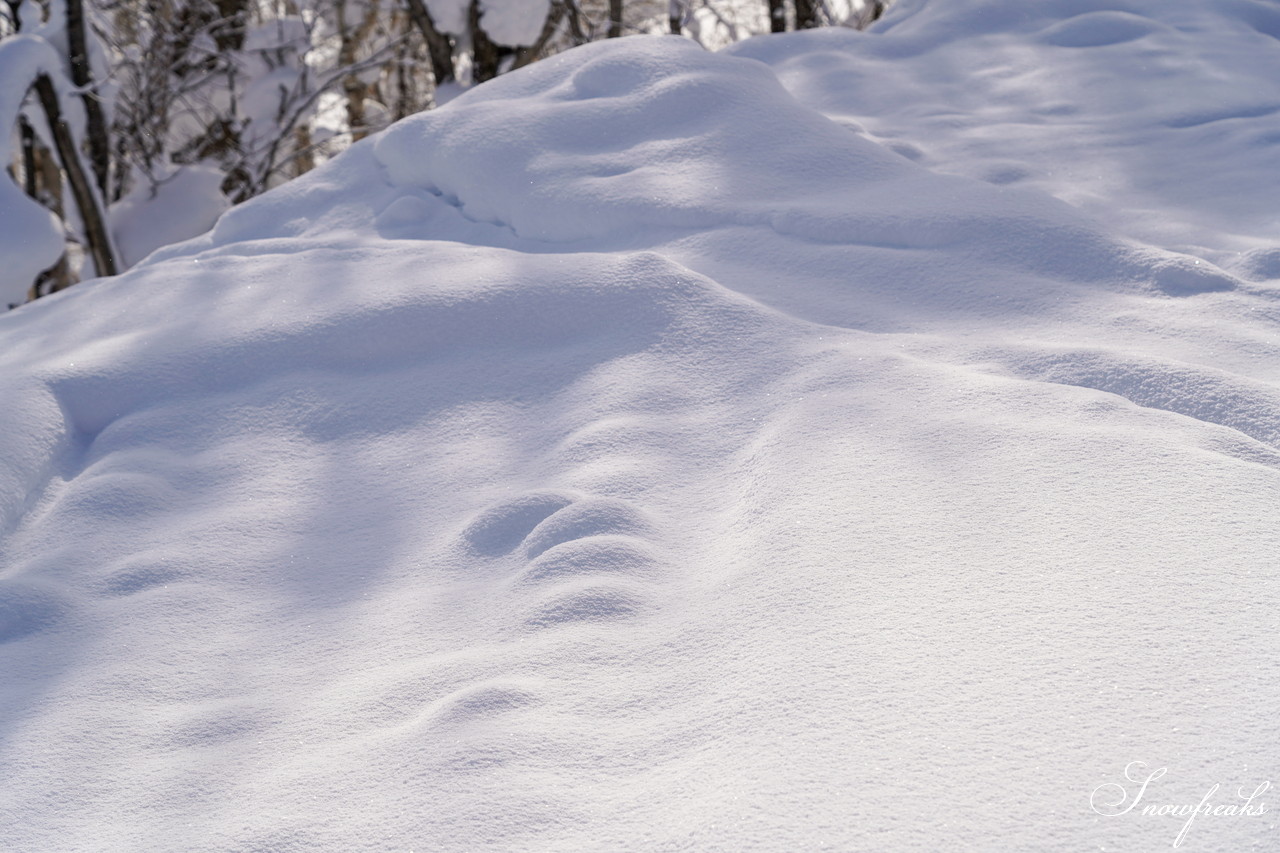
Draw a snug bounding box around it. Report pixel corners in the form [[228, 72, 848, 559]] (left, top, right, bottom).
[[65, 0, 112, 196], [32, 73, 118, 277], [402, 0, 456, 85]]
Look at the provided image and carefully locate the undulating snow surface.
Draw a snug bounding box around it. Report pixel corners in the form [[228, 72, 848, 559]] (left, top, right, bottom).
[[729, 0, 1280, 264], [3, 2, 1280, 851]]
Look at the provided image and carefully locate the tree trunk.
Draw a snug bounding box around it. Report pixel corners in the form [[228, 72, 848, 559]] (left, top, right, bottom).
[[389, 21, 421, 119], [607, 0, 622, 37], [403, 0, 456, 87], [668, 0, 682, 34], [19, 117, 37, 198], [563, 0, 588, 44], [65, 0, 112, 198], [33, 74, 118, 279], [292, 125, 315, 178], [468, 0, 502, 84], [793, 0, 818, 29], [212, 0, 249, 51], [338, 0, 383, 139], [24, 123, 75, 299], [769, 0, 785, 32]]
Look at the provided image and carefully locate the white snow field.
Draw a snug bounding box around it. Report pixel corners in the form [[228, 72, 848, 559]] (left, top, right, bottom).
[[3, 1, 1280, 851]]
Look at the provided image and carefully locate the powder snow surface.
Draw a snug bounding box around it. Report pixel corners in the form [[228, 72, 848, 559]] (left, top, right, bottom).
[[3, 2, 1280, 851]]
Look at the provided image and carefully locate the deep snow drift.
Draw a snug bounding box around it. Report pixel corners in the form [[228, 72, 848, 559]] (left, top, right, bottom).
[[3, 2, 1280, 851]]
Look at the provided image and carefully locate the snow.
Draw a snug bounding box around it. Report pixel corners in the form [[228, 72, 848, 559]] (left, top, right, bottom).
[[110, 165, 230, 268], [0, 35, 76, 304], [0, 164, 63, 307], [428, 0, 470, 36], [3, 1, 1280, 851], [479, 0, 551, 46], [727, 0, 1280, 262]]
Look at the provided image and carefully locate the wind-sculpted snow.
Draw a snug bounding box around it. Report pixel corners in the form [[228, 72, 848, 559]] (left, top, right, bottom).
[[373, 37, 910, 242], [165, 30, 1256, 333], [368, 35, 1252, 335], [730, 0, 1280, 260], [3, 4, 1280, 852]]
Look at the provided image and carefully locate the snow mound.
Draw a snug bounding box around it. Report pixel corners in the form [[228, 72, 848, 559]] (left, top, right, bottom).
[[168, 34, 1252, 335], [366, 34, 1250, 336], [3, 4, 1280, 851], [729, 0, 1280, 260], [374, 37, 910, 242]]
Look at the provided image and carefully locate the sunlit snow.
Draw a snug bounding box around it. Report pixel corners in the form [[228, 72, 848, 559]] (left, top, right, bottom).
[[2, 1, 1278, 851]]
